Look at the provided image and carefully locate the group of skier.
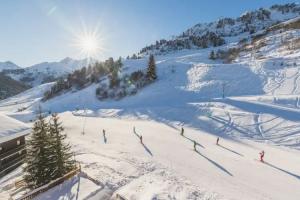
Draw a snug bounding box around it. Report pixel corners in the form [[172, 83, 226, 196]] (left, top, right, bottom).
[[101, 127, 143, 144], [100, 126, 265, 163], [180, 127, 265, 162]]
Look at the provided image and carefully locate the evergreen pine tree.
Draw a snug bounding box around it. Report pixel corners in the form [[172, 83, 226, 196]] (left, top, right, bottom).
[[131, 54, 138, 59], [116, 57, 123, 69], [49, 113, 76, 179], [209, 50, 216, 60], [24, 111, 52, 188], [146, 54, 157, 81], [109, 58, 122, 88]]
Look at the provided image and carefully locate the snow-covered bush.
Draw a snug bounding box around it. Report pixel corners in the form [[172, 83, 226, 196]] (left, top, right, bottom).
[[96, 70, 148, 100], [43, 57, 121, 101], [211, 48, 241, 63]]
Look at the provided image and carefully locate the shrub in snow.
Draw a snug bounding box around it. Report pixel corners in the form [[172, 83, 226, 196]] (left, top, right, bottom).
[[209, 50, 216, 60], [214, 48, 241, 63], [130, 71, 144, 83], [96, 68, 152, 101]]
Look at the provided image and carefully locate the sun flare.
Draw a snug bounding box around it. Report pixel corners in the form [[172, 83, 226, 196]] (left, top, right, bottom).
[[78, 35, 99, 55], [72, 27, 104, 58]]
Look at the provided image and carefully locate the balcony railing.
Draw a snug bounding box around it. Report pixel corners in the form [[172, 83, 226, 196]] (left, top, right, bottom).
[[0, 155, 26, 177], [0, 144, 26, 161]]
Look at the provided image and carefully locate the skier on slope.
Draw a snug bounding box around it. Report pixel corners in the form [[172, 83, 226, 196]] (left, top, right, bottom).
[[140, 135, 143, 144], [103, 129, 107, 143], [216, 137, 220, 145], [259, 150, 265, 162], [193, 140, 197, 151], [181, 127, 184, 136]]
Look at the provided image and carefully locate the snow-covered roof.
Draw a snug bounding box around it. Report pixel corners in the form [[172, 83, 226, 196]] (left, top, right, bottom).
[[0, 114, 30, 144]]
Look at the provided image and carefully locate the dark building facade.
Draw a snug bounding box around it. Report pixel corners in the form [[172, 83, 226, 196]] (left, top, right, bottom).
[[0, 115, 30, 178]]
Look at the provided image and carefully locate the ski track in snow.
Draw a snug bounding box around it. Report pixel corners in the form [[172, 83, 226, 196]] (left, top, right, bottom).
[[291, 68, 300, 95], [254, 113, 264, 139]]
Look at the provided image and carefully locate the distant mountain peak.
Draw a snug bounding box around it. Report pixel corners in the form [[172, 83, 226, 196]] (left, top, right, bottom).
[[60, 57, 74, 64], [0, 61, 20, 72]]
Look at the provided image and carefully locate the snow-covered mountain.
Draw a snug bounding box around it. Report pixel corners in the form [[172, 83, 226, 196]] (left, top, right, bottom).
[[139, 3, 300, 56], [27, 57, 92, 75], [2, 57, 94, 86], [0, 61, 20, 72]]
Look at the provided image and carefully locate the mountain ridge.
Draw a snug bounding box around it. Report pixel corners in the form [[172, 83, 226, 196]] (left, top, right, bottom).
[[138, 3, 300, 56], [1, 57, 95, 86]]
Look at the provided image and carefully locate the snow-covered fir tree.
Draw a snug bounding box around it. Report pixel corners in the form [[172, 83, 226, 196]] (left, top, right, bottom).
[[146, 54, 157, 81], [48, 113, 76, 179], [23, 112, 52, 188], [24, 111, 76, 189]]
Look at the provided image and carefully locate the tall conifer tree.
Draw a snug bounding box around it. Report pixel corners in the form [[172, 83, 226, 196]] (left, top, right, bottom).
[[49, 113, 76, 179], [146, 54, 157, 81], [24, 111, 52, 188]]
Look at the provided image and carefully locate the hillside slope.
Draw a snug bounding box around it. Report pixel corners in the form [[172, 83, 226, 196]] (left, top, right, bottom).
[[0, 73, 30, 100]]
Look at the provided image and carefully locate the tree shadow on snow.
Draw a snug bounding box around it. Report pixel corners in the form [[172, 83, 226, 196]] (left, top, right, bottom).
[[209, 116, 253, 137], [75, 175, 81, 200], [215, 98, 300, 122], [195, 150, 233, 176], [218, 144, 244, 157], [142, 143, 153, 156], [264, 162, 300, 181]]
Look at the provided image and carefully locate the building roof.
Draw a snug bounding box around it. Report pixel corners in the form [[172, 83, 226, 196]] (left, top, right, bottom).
[[0, 114, 30, 144]]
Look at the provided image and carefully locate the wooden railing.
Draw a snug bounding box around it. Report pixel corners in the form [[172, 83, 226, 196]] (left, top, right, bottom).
[[0, 145, 26, 160], [0, 154, 25, 171], [16, 164, 81, 200], [0, 155, 26, 177]]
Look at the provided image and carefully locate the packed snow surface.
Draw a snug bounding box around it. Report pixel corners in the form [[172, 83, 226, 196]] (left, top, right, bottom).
[[20, 113, 300, 199]]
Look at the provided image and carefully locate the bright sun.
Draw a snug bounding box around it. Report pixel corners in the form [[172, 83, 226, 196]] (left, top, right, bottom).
[[73, 28, 104, 58], [78, 35, 99, 55]]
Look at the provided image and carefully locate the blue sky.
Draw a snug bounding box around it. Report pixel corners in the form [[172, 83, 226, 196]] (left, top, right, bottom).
[[0, 0, 296, 66]]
